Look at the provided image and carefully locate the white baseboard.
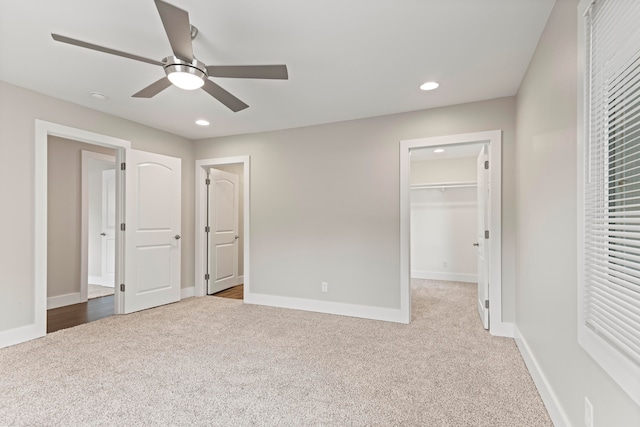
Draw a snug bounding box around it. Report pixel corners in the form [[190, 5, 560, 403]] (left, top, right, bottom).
[[412, 271, 477, 283], [514, 326, 570, 427], [181, 286, 195, 299], [237, 275, 244, 285], [490, 321, 514, 338], [47, 293, 81, 310], [0, 323, 45, 349], [245, 292, 407, 324]]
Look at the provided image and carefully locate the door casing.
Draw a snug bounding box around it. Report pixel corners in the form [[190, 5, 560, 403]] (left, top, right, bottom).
[[33, 120, 129, 344], [400, 130, 511, 336], [195, 156, 250, 298]]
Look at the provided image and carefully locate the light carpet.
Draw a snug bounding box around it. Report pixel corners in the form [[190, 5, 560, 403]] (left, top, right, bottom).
[[88, 284, 115, 300], [0, 280, 552, 426]]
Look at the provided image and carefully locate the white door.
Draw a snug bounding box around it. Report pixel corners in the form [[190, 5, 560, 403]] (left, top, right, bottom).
[[207, 168, 239, 294], [476, 146, 490, 329], [124, 149, 181, 314], [101, 169, 116, 287]]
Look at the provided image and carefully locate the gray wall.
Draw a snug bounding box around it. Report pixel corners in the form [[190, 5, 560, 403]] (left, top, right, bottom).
[[0, 81, 194, 333], [515, 0, 640, 424], [194, 96, 517, 317], [47, 137, 115, 297]]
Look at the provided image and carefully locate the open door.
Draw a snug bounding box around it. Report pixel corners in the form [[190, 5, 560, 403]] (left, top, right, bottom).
[[124, 149, 181, 314], [476, 145, 490, 329], [207, 168, 240, 294]]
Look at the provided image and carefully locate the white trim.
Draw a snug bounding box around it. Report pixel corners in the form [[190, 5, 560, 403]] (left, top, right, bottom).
[[400, 130, 505, 333], [245, 293, 406, 323], [0, 120, 131, 350], [514, 326, 570, 427], [0, 324, 43, 349], [81, 151, 116, 302], [47, 293, 82, 310], [195, 156, 251, 299], [488, 321, 513, 338], [181, 286, 195, 299], [411, 271, 477, 283], [237, 275, 244, 285]]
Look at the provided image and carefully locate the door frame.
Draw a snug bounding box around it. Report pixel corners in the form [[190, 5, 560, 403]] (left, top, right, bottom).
[[35, 120, 129, 338], [400, 130, 510, 336], [81, 151, 116, 301], [195, 156, 250, 298]]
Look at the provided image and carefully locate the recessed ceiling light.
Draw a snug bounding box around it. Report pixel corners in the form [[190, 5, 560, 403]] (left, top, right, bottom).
[[434, 148, 445, 153], [420, 81, 440, 91], [195, 119, 210, 126], [90, 91, 108, 100]]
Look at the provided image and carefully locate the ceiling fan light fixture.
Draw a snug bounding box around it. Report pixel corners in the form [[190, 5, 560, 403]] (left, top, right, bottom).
[[167, 69, 205, 90], [164, 56, 207, 90]]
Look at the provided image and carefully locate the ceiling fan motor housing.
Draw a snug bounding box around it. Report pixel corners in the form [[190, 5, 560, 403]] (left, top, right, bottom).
[[163, 56, 208, 88]]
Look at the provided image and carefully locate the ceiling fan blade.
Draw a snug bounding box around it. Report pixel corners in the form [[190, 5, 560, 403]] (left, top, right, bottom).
[[207, 65, 289, 80], [154, 0, 193, 62], [132, 78, 172, 98], [51, 34, 163, 66], [202, 80, 249, 112]]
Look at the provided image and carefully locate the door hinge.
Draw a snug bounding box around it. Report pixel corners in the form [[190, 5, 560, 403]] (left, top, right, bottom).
[[485, 230, 489, 239], [205, 273, 210, 281], [120, 284, 125, 292], [120, 223, 126, 231], [205, 226, 210, 233], [205, 178, 211, 186], [484, 160, 489, 170], [121, 162, 126, 171], [485, 299, 489, 309]]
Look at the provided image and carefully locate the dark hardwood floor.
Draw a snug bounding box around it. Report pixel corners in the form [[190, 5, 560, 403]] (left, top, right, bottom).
[[48, 285, 242, 333], [212, 284, 244, 300], [47, 295, 114, 333]]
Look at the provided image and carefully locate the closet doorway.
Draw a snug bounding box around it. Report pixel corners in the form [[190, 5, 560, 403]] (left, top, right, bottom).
[[409, 143, 487, 326], [400, 130, 509, 336]]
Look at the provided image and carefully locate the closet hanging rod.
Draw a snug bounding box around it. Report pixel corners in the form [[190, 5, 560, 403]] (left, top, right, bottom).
[[411, 181, 477, 190]]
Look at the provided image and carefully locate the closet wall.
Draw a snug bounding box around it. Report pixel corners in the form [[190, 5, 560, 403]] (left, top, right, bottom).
[[410, 157, 478, 282]]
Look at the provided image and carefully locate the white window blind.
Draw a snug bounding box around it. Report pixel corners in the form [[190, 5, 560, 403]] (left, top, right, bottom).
[[581, 0, 640, 403]]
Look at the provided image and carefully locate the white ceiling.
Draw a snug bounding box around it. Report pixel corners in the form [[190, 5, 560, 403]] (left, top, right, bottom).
[[0, 0, 555, 140]]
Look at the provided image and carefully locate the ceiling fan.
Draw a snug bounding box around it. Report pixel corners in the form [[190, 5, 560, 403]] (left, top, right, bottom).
[[51, 0, 288, 112]]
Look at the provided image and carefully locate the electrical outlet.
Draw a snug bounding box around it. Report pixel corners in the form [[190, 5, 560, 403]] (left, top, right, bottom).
[[584, 397, 593, 427], [443, 261, 448, 268], [321, 282, 328, 292]]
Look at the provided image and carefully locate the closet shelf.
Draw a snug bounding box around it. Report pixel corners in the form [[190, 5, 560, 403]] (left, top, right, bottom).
[[411, 181, 477, 190]]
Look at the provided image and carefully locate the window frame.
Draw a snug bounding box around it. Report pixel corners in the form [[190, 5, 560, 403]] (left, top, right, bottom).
[[577, 0, 640, 406]]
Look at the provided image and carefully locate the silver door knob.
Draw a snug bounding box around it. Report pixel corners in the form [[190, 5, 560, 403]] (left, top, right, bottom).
[[174, 235, 181, 240], [100, 232, 106, 236], [235, 235, 239, 240], [473, 242, 479, 247]]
